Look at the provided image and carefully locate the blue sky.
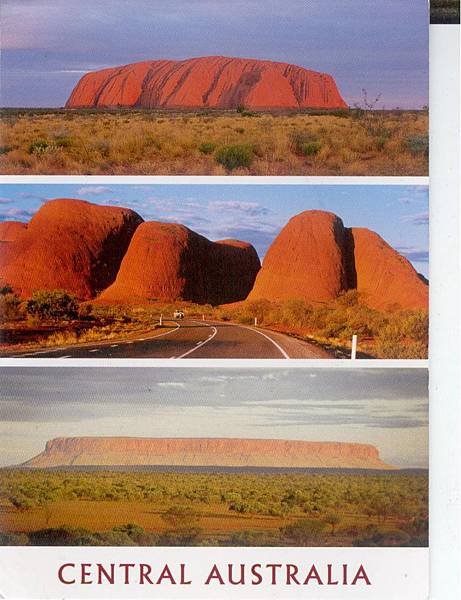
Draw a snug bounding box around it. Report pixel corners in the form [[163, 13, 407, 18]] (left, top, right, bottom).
[[0, 183, 430, 277], [0, 368, 428, 468], [1, 0, 428, 108]]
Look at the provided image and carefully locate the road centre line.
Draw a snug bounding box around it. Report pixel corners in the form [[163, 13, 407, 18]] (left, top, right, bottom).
[[175, 321, 218, 359]]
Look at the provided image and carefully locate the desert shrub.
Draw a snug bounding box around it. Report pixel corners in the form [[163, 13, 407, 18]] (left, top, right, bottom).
[[280, 518, 327, 545], [289, 130, 321, 156], [405, 134, 429, 156], [0, 292, 22, 321], [198, 142, 215, 154], [301, 141, 322, 156], [353, 526, 411, 547], [400, 311, 429, 343], [214, 144, 254, 170], [25, 289, 79, 320], [0, 532, 28, 545], [159, 527, 202, 546], [0, 145, 13, 155], [28, 527, 98, 546], [161, 504, 200, 529]]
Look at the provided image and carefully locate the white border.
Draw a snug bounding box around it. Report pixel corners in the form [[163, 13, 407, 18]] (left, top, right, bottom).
[[0, 175, 428, 185]]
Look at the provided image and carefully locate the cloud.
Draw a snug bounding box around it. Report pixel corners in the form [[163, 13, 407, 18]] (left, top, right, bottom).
[[0, 198, 14, 204], [0, 207, 35, 221], [396, 246, 429, 262], [210, 200, 271, 217], [401, 212, 429, 226], [77, 186, 114, 196]]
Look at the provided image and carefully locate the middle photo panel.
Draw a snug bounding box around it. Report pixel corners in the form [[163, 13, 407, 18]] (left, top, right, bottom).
[[0, 183, 428, 360]]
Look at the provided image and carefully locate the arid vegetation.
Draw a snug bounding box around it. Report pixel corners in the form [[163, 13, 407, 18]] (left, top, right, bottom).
[[0, 469, 428, 547], [216, 292, 429, 359], [0, 288, 428, 358], [0, 108, 428, 175], [431, 1, 460, 23]]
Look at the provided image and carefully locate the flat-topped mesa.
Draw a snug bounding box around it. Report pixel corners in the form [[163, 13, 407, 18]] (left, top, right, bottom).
[[98, 221, 261, 305], [22, 437, 394, 470], [0, 199, 143, 300], [65, 56, 347, 110], [248, 209, 429, 311]]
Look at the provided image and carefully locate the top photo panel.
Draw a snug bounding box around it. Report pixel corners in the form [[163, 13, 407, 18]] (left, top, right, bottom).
[[0, 0, 428, 176]]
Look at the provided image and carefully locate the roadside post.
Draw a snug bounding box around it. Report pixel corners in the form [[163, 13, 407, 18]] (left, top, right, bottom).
[[351, 334, 357, 360]]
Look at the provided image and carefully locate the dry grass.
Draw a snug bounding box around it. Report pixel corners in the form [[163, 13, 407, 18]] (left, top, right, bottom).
[[0, 108, 428, 175]]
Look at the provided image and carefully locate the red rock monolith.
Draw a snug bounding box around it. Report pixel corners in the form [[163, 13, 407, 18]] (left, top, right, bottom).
[[66, 56, 347, 110]]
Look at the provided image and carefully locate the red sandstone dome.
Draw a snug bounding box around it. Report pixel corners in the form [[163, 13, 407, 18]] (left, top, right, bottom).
[[99, 221, 260, 305], [248, 211, 349, 303], [65, 56, 347, 110], [0, 199, 143, 299], [22, 437, 393, 470], [248, 210, 428, 311], [351, 228, 429, 310], [0, 221, 28, 243]]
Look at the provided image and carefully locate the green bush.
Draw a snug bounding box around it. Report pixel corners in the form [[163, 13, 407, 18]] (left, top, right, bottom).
[[405, 135, 429, 156], [0, 292, 22, 321], [215, 144, 254, 170], [198, 142, 216, 154], [301, 141, 322, 156], [289, 130, 321, 156], [26, 289, 79, 320]]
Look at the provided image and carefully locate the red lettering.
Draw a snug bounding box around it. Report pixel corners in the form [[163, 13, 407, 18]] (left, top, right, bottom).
[[58, 563, 75, 585], [351, 565, 371, 585], [81, 564, 92, 585], [139, 564, 153, 585], [286, 564, 300, 585], [266, 564, 282, 585], [327, 564, 339, 585], [96, 563, 114, 584], [303, 565, 323, 585], [156, 565, 176, 585], [228, 564, 245, 585], [204, 564, 225, 585], [251, 564, 263, 585], [180, 564, 192, 585], [119, 563, 135, 585]]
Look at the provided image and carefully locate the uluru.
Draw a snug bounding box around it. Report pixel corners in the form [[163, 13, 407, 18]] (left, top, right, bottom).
[[21, 437, 393, 470], [65, 56, 347, 110], [248, 210, 428, 311], [99, 222, 260, 305]]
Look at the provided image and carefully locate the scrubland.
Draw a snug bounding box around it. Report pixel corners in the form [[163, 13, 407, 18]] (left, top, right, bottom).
[[431, 0, 460, 23], [0, 469, 428, 547], [0, 108, 428, 175], [0, 289, 428, 358]]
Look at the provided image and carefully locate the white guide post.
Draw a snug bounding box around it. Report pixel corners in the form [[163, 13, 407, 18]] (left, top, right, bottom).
[[351, 334, 357, 360], [159, 313, 163, 326]]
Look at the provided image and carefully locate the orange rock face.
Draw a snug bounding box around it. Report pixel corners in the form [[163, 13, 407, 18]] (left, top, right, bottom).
[[99, 221, 260, 305], [0, 199, 143, 299], [0, 221, 28, 242], [66, 56, 347, 110], [248, 210, 428, 311], [248, 211, 350, 303], [351, 228, 429, 310], [23, 437, 393, 470]]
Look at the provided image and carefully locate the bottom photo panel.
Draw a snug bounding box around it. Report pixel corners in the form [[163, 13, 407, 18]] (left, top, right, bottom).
[[0, 366, 428, 550]]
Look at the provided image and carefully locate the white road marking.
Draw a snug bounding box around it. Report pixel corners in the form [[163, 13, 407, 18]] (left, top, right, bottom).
[[9, 347, 66, 357], [89, 349, 99, 353], [110, 344, 118, 347], [60, 355, 72, 359], [237, 324, 290, 359], [175, 321, 218, 359]]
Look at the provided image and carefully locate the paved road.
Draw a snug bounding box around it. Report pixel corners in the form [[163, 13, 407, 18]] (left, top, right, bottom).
[[4, 320, 331, 359]]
